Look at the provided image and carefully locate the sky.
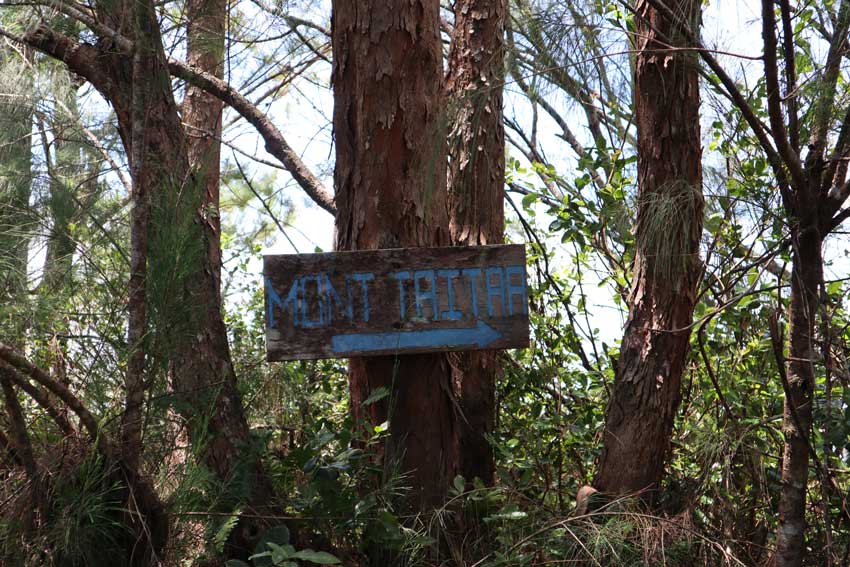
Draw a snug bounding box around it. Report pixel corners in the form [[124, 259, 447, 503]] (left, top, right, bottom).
[[23, 0, 849, 352], [227, 0, 778, 347]]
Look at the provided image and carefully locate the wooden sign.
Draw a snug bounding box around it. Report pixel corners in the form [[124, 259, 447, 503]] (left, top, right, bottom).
[[263, 244, 529, 361]]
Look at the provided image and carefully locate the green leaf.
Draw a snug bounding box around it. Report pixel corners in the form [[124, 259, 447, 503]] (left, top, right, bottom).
[[361, 386, 389, 406], [267, 542, 295, 564], [256, 525, 291, 549], [521, 192, 538, 209], [291, 550, 342, 564], [225, 561, 251, 567], [253, 526, 291, 566], [212, 511, 241, 553]]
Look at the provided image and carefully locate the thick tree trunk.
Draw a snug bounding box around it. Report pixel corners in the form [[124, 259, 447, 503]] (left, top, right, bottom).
[[0, 36, 169, 562], [332, 0, 457, 514], [183, 0, 225, 288], [775, 217, 821, 567], [445, 0, 506, 487], [119, 0, 187, 481], [19, 0, 280, 560], [593, 0, 703, 496], [24, 1, 283, 557], [118, 1, 182, 559], [176, 0, 285, 556]]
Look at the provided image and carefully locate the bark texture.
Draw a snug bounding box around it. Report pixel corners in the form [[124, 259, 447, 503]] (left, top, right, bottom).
[[175, 0, 284, 555], [24, 1, 208, 558], [332, 0, 457, 513], [445, 0, 506, 486], [23, 4, 285, 557], [120, 0, 187, 483], [121, 0, 181, 559], [770, 1, 850, 562], [776, 219, 821, 566], [183, 0, 226, 288], [593, 0, 703, 496]]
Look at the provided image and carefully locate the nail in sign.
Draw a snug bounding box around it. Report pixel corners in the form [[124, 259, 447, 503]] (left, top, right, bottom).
[[263, 244, 530, 361]]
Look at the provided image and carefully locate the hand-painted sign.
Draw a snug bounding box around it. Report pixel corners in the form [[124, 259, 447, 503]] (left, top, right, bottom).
[[263, 244, 529, 361]]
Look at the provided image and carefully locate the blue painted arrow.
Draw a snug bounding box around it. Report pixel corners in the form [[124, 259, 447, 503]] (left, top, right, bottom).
[[331, 320, 502, 354]]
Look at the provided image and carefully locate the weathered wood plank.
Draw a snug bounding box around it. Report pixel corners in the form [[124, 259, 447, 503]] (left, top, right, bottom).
[[263, 244, 529, 360]]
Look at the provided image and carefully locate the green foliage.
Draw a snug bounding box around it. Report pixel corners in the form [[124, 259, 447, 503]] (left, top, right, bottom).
[[3, 0, 850, 566], [44, 456, 131, 567], [634, 179, 703, 284], [250, 541, 341, 567], [0, 453, 133, 567], [145, 176, 208, 369]]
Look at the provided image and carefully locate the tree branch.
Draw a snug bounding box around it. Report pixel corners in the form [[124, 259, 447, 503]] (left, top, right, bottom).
[[0, 373, 39, 481], [826, 107, 850, 199], [47, 0, 132, 52], [642, 0, 793, 197], [169, 58, 335, 214], [508, 65, 605, 188], [0, 24, 110, 94], [0, 344, 115, 459], [761, 0, 805, 188], [4, 367, 77, 438], [779, 0, 799, 153], [2, 21, 335, 215], [233, 155, 298, 251], [0, 428, 23, 467], [806, 0, 850, 171]]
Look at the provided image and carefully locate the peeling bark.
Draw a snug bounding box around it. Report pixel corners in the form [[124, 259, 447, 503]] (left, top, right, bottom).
[[332, 0, 458, 516], [183, 0, 226, 289], [445, 0, 506, 487], [176, 0, 289, 556], [593, 0, 703, 496]]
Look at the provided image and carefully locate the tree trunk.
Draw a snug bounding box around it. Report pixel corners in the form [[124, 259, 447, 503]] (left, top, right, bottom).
[[118, 0, 187, 483], [176, 0, 286, 556], [183, 0, 225, 289], [445, 0, 506, 487], [1, 27, 171, 561], [593, 0, 703, 496], [775, 215, 821, 567], [332, 0, 457, 515], [118, 0, 182, 559], [0, 373, 42, 530], [24, 1, 285, 557]]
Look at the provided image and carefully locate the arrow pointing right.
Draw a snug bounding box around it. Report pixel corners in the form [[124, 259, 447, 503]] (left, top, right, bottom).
[[330, 320, 502, 354]]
